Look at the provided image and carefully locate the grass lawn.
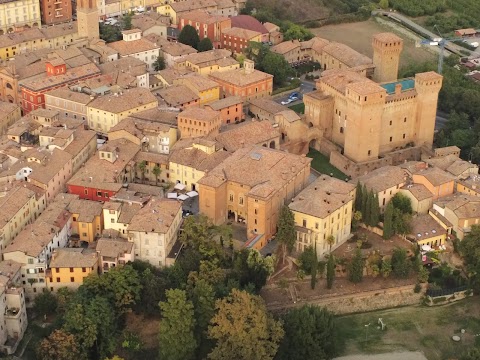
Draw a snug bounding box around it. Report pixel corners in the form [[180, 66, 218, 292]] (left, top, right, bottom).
[[336, 297, 480, 360], [307, 148, 348, 180], [289, 102, 305, 114]]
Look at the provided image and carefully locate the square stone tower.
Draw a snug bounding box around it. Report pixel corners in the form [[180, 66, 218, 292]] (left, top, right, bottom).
[[372, 33, 403, 83], [77, 0, 99, 41]]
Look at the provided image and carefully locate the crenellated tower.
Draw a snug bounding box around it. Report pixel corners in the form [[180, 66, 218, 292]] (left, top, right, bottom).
[[372, 33, 403, 83], [77, 0, 99, 41]]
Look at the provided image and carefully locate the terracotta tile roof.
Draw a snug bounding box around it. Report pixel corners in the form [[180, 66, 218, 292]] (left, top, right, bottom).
[[222, 27, 261, 40], [96, 237, 133, 258], [209, 68, 272, 87], [289, 176, 353, 219], [145, 34, 198, 57], [434, 146, 460, 157], [169, 146, 230, 171], [437, 194, 480, 219], [205, 95, 242, 110], [0, 260, 22, 280], [130, 108, 179, 126], [156, 85, 199, 106], [230, 15, 268, 34], [346, 80, 386, 95], [271, 40, 301, 55], [304, 90, 331, 102], [356, 166, 407, 193], [134, 151, 169, 165], [0, 28, 44, 48], [426, 155, 478, 177], [98, 57, 147, 77], [178, 73, 220, 91], [170, 0, 217, 13], [180, 9, 229, 24], [132, 13, 170, 31], [413, 167, 454, 187], [28, 149, 73, 185], [321, 69, 375, 95], [0, 102, 19, 117], [212, 120, 279, 152], [198, 146, 311, 200], [41, 22, 78, 39], [415, 71, 442, 82], [323, 42, 372, 68], [215, 0, 235, 9], [44, 88, 93, 105], [68, 138, 140, 191], [249, 98, 286, 115], [108, 38, 159, 56], [0, 185, 36, 229], [50, 248, 98, 268], [177, 49, 234, 67], [410, 214, 446, 241], [373, 32, 403, 44], [117, 202, 143, 224], [401, 184, 432, 201], [67, 199, 103, 222], [263, 22, 279, 32], [87, 87, 158, 113], [156, 68, 193, 85], [128, 198, 182, 233], [21, 63, 101, 92], [64, 129, 97, 157], [179, 107, 220, 122]]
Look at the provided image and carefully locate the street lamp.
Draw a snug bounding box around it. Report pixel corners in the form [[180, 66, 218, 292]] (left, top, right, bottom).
[[364, 323, 371, 342]]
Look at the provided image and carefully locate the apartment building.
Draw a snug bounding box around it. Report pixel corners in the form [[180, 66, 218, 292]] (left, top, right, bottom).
[[96, 235, 134, 274], [44, 88, 93, 120], [174, 74, 220, 105], [221, 27, 261, 54], [39, 0, 72, 25], [86, 87, 157, 135], [0, 102, 21, 135], [0, 0, 41, 34], [179, 10, 231, 47], [108, 29, 160, 72], [290, 175, 355, 258], [174, 49, 239, 76], [127, 198, 182, 267], [177, 107, 221, 139]]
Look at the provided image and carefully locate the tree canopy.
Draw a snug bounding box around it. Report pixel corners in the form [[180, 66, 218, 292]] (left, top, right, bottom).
[[208, 289, 284, 360], [198, 38, 214, 52], [178, 25, 200, 49], [277, 305, 338, 360], [276, 205, 296, 263]]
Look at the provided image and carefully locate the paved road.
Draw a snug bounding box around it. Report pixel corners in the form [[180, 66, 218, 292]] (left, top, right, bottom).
[[275, 80, 316, 106], [372, 10, 466, 56], [335, 352, 428, 360]]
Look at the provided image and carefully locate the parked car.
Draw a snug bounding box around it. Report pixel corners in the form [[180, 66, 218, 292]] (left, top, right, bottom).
[[281, 99, 293, 105], [289, 96, 299, 101], [289, 92, 299, 100]]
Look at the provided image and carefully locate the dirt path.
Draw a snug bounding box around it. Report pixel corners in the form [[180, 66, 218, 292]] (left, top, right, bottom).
[[335, 352, 428, 360]]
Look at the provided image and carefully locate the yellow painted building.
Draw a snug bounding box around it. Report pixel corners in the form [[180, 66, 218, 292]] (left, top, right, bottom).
[[456, 178, 480, 197], [0, 102, 21, 135], [174, 49, 240, 76], [289, 175, 355, 258], [0, 23, 80, 60], [134, 151, 169, 184], [169, 140, 231, 191], [68, 199, 104, 243], [46, 248, 98, 291], [157, 0, 217, 25], [0, 0, 41, 34], [174, 74, 220, 105], [409, 214, 447, 248], [412, 167, 455, 200], [86, 88, 158, 135]]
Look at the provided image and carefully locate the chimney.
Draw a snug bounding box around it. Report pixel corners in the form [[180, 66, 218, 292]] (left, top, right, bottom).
[[395, 83, 402, 95]]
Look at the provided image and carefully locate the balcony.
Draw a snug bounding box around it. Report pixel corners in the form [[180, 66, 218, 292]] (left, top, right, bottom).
[[5, 307, 21, 318]]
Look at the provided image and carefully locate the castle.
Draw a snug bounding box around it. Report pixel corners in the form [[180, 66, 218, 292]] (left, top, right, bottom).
[[303, 33, 443, 176]]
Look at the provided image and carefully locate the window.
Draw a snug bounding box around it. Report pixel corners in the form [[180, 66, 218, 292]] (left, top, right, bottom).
[[111, 218, 115, 223], [239, 197, 244, 205], [84, 189, 88, 195], [70, 267, 74, 272], [56, 277, 60, 282], [389, 136, 393, 142], [315, 222, 319, 229], [70, 277, 74, 282], [55, 268, 60, 273], [254, 209, 258, 215], [302, 219, 307, 227], [389, 120, 392, 125], [403, 133, 406, 139], [72, 216, 77, 221], [82, 267, 86, 272], [368, 150, 371, 156]]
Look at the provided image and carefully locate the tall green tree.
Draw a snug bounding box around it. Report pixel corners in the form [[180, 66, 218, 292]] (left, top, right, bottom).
[[276, 205, 296, 264], [208, 289, 284, 360], [36, 330, 84, 360], [459, 225, 480, 292], [197, 38, 213, 52], [326, 255, 335, 289], [152, 165, 162, 184], [383, 201, 394, 239], [277, 305, 338, 360], [355, 182, 363, 212], [348, 249, 365, 283], [391, 247, 411, 279], [282, 22, 313, 41], [122, 12, 133, 30], [310, 243, 318, 290], [391, 193, 413, 214], [33, 290, 58, 317], [364, 190, 372, 226], [262, 52, 291, 85], [178, 25, 200, 49], [369, 193, 380, 227], [381, 257, 392, 278], [361, 184, 368, 217], [153, 56, 166, 71], [159, 289, 197, 360], [298, 245, 317, 274]]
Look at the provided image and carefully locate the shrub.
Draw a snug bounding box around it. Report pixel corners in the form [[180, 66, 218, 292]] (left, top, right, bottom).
[[414, 283, 422, 293]]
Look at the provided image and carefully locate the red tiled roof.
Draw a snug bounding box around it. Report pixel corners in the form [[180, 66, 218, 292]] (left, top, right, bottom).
[[230, 15, 268, 35]]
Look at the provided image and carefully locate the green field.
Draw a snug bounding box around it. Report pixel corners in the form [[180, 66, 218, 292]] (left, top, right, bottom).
[[289, 102, 305, 114], [307, 148, 348, 180], [336, 298, 480, 360]]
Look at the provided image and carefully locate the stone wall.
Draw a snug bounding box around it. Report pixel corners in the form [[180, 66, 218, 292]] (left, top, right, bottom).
[[269, 283, 425, 315]]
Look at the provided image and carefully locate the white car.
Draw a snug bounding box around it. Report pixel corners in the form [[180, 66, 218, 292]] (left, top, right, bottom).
[[281, 99, 293, 105]]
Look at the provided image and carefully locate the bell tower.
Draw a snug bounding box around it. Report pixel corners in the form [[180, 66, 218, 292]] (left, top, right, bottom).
[[77, 0, 99, 41], [372, 32, 403, 83]]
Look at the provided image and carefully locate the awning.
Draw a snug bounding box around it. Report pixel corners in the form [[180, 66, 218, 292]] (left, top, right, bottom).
[[178, 194, 189, 201], [174, 183, 186, 190], [167, 193, 177, 199], [186, 191, 198, 197]]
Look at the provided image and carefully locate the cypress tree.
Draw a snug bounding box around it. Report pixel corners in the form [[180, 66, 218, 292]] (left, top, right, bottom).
[[364, 190, 372, 226], [361, 184, 368, 216], [369, 191, 380, 227], [383, 201, 395, 239], [355, 182, 363, 212]]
